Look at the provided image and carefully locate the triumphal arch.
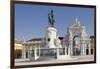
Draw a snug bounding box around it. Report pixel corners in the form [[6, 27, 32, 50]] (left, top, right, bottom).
[[63, 18, 92, 56]]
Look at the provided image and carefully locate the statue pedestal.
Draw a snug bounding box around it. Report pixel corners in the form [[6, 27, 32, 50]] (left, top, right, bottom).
[[45, 27, 57, 48], [43, 27, 62, 57]]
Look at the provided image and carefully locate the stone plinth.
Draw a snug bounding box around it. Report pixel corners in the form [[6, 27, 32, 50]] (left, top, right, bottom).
[[45, 27, 57, 48]]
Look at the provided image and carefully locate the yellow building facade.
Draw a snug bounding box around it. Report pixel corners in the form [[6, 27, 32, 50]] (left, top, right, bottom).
[[15, 40, 23, 59]]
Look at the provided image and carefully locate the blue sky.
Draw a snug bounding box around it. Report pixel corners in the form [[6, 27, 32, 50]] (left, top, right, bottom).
[[15, 4, 94, 40]]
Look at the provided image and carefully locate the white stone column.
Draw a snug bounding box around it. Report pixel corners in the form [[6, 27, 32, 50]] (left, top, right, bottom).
[[68, 44, 72, 56], [88, 42, 91, 55], [68, 47, 70, 55], [39, 47, 41, 56], [81, 43, 83, 56], [28, 47, 30, 58], [83, 43, 86, 55], [81, 41, 86, 56], [56, 48, 59, 58], [29, 46, 32, 59], [22, 45, 26, 59], [82, 43, 85, 55], [69, 41, 73, 56], [68, 31, 73, 56], [65, 47, 67, 55], [34, 48, 38, 60]]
